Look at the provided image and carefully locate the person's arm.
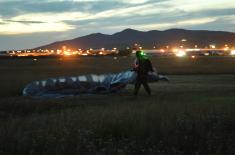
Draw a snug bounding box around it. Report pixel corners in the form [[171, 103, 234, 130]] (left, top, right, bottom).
[[132, 58, 139, 71], [148, 59, 154, 72]]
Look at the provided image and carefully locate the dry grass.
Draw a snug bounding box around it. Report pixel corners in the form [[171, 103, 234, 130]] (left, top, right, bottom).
[[0, 56, 235, 154]]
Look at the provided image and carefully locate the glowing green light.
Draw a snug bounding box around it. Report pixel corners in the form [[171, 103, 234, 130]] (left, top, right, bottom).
[[139, 51, 148, 59], [140, 51, 146, 56]]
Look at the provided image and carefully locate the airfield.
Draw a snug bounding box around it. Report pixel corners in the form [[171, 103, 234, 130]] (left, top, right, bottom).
[[0, 56, 235, 154]]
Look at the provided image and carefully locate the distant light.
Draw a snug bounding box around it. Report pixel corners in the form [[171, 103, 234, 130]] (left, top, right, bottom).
[[160, 49, 165, 52], [172, 48, 179, 52], [191, 55, 196, 59], [176, 50, 186, 57], [33, 58, 37, 61], [210, 45, 216, 49], [57, 50, 62, 54], [224, 47, 229, 51], [64, 51, 71, 56], [230, 50, 235, 55], [62, 46, 67, 50], [186, 48, 200, 51], [181, 39, 187, 42], [113, 57, 117, 60]]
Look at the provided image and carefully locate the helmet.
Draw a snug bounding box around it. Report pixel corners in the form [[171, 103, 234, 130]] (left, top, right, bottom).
[[136, 50, 147, 59]]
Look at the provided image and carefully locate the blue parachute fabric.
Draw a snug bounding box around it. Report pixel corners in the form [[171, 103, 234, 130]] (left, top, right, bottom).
[[23, 70, 168, 98]]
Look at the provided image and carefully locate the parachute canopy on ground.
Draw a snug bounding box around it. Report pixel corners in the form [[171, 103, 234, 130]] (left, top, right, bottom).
[[23, 70, 169, 98]]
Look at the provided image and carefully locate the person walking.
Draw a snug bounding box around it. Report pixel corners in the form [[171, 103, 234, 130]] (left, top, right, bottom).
[[133, 51, 154, 95]]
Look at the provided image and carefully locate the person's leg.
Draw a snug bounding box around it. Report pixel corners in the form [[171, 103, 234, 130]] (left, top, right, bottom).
[[134, 80, 141, 95], [143, 82, 151, 95], [142, 75, 151, 95]]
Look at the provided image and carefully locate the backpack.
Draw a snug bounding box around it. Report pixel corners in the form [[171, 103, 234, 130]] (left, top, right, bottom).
[[136, 58, 153, 74]]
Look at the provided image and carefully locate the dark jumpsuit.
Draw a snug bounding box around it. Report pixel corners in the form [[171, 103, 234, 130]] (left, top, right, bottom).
[[134, 58, 153, 95]]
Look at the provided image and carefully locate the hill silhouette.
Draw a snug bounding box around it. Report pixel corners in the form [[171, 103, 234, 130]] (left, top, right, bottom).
[[36, 28, 235, 49]]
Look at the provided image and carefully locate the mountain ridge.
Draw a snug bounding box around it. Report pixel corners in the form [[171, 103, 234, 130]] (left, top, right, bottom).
[[35, 28, 235, 50]]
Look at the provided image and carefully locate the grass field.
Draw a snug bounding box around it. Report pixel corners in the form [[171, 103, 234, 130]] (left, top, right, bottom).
[[0, 56, 235, 154]]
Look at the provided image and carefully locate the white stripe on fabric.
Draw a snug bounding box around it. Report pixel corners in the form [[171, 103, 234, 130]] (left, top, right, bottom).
[[52, 79, 57, 83], [91, 75, 99, 82], [41, 81, 47, 87], [99, 75, 106, 82], [78, 76, 87, 82], [71, 77, 77, 82], [59, 78, 66, 82]]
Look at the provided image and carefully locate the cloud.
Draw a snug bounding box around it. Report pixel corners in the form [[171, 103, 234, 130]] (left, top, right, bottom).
[[0, 0, 235, 50], [47, 0, 151, 4], [12, 12, 90, 22], [0, 1, 171, 35], [0, 0, 126, 17], [0, 19, 74, 35], [105, 17, 217, 31], [162, 0, 235, 11], [115, 0, 150, 4], [5, 20, 45, 24]]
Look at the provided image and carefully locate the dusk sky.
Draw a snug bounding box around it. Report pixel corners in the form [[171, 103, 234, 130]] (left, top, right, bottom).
[[0, 0, 235, 50]]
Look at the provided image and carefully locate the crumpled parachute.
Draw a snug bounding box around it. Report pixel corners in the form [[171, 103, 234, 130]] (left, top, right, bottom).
[[23, 70, 169, 98]]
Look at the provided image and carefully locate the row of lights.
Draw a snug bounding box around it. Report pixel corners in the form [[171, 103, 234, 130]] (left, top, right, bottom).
[[151, 44, 232, 50], [7, 47, 119, 57], [173, 49, 235, 57]]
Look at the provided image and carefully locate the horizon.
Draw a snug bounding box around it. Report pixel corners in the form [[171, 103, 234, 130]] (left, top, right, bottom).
[[1, 27, 235, 51], [1, 0, 235, 50]]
